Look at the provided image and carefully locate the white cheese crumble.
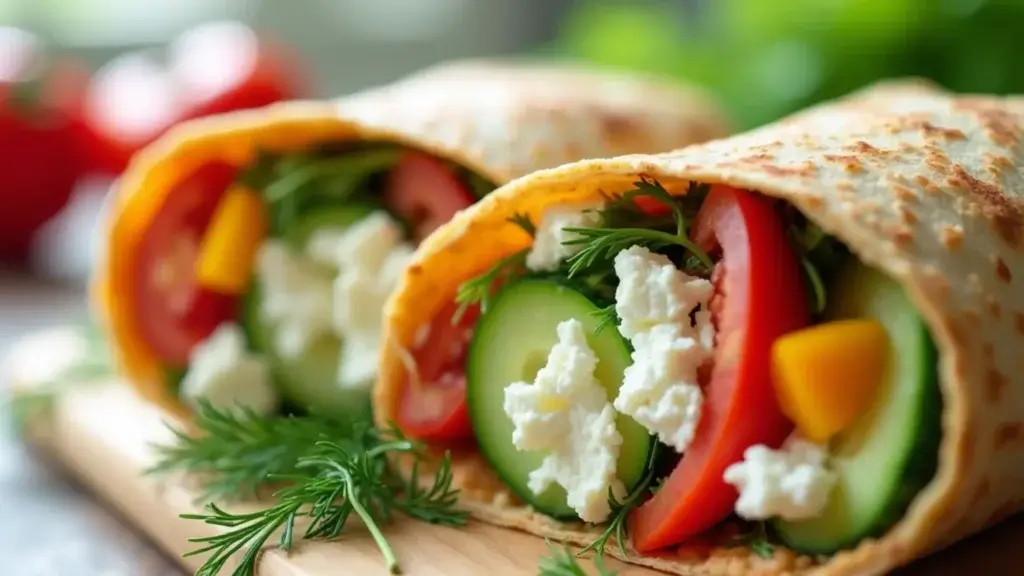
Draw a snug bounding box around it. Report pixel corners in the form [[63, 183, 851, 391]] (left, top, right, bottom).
[[503, 319, 624, 523], [180, 323, 278, 414], [611, 246, 715, 453], [255, 211, 414, 389], [722, 434, 837, 521], [525, 202, 602, 272], [330, 211, 415, 388], [256, 240, 334, 359]]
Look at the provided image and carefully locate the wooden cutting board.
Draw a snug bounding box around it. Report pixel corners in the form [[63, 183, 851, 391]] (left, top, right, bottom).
[[4, 326, 1023, 576]]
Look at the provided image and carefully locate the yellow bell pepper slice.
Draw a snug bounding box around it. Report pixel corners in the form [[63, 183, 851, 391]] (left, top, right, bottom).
[[195, 185, 268, 295], [771, 319, 889, 443]]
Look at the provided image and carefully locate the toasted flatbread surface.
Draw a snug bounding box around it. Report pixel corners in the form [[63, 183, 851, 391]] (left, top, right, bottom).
[[375, 79, 1024, 574], [91, 60, 731, 423]]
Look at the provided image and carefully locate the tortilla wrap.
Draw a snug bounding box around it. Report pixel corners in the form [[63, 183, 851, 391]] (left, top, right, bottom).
[[89, 59, 730, 424], [374, 78, 1024, 574]]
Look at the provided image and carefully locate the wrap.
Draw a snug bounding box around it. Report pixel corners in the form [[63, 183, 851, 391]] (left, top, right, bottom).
[[91, 59, 730, 424], [374, 78, 1024, 574]]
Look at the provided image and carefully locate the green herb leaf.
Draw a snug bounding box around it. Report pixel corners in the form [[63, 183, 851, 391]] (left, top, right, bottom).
[[182, 427, 466, 576], [730, 521, 775, 559], [578, 449, 660, 564], [453, 249, 529, 322], [148, 401, 366, 502], [590, 304, 618, 336], [538, 540, 617, 576], [462, 169, 497, 199], [562, 179, 713, 278]]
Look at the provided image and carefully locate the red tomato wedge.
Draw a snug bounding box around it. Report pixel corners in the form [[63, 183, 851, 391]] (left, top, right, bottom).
[[384, 153, 475, 242], [130, 162, 239, 366], [630, 186, 808, 553], [396, 301, 480, 441]]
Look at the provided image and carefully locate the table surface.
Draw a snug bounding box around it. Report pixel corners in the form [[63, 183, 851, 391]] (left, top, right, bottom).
[[0, 269, 184, 576]]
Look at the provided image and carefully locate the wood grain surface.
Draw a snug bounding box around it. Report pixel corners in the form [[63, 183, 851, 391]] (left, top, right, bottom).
[[5, 326, 1024, 576]]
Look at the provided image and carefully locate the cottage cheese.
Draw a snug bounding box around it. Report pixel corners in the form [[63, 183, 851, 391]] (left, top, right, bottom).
[[723, 434, 837, 521], [611, 246, 715, 453], [256, 240, 334, 358], [503, 319, 624, 523], [330, 211, 415, 388], [525, 202, 603, 272], [180, 323, 278, 414]]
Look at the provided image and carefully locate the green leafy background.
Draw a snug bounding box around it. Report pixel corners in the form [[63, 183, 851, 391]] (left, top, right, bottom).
[[551, 0, 1024, 130]]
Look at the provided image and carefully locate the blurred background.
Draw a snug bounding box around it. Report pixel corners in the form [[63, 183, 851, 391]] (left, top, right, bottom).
[[4, 0, 1024, 284], [1, 0, 1024, 572]]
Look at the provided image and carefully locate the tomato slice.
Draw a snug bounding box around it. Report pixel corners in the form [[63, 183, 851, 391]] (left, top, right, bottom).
[[384, 153, 475, 242], [396, 301, 480, 441], [130, 162, 239, 366], [629, 186, 808, 553]]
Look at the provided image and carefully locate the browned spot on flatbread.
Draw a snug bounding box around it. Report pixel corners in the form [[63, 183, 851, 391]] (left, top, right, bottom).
[[598, 112, 638, 143], [760, 161, 817, 178], [994, 256, 1012, 283], [848, 140, 887, 157], [898, 204, 918, 225], [1014, 311, 1024, 336], [947, 164, 1023, 248], [941, 314, 965, 346], [987, 368, 1010, 403], [893, 184, 918, 202], [994, 422, 1023, 450], [915, 174, 943, 195], [823, 154, 863, 174], [836, 181, 856, 193], [982, 342, 995, 361], [983, 152, 1014, 179], [957, 99, 1022, 147], [939, 224, 965, 251], [985, 295, 1002, 318], [972, 478, 992, 505], [925, 145, 952, 173], [917, 120, 968, 141], [963, 307, 982, 329]]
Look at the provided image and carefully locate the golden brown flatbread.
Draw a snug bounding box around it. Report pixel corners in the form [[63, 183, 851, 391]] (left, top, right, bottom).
[[375, 79, 1024, 574]]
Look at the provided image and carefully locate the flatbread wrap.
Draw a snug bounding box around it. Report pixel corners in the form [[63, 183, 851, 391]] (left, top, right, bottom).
[[374, 79, 1024, 574], [89, 60, 729, 426]]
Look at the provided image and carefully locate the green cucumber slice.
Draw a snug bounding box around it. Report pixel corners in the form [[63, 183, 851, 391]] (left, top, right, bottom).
[[240, 206, 378, 421], [242, 279, 371, 421], [466, 278, 653, 520], [773, 261, 942, 554]]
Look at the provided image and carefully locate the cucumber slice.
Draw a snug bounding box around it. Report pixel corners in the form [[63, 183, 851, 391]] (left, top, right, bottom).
[[240, 205, 378, 421], [773, 261, 942, 554], [466, 278, 653, 520], [242, 280, 371, 421]]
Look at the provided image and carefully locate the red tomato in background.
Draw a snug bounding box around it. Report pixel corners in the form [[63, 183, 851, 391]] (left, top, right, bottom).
[[0, 27, 83, 264], [130, 162, 239, 366], [169, 21, 308, 121], [76, 52, 183, 176]]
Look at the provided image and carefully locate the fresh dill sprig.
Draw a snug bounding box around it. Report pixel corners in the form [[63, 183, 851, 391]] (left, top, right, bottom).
[[800, 257, 827, 314], [453, 249, 528, 322], [730, 521, 775, 559], [590, 304, 618, 335], [147, 401, 362, 502], [577, 449, 659, 563], [452, 213, 537, 322], [182, 429, 467, 576], [538, 540, 617, 576], [563, 179, 713, 278]]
